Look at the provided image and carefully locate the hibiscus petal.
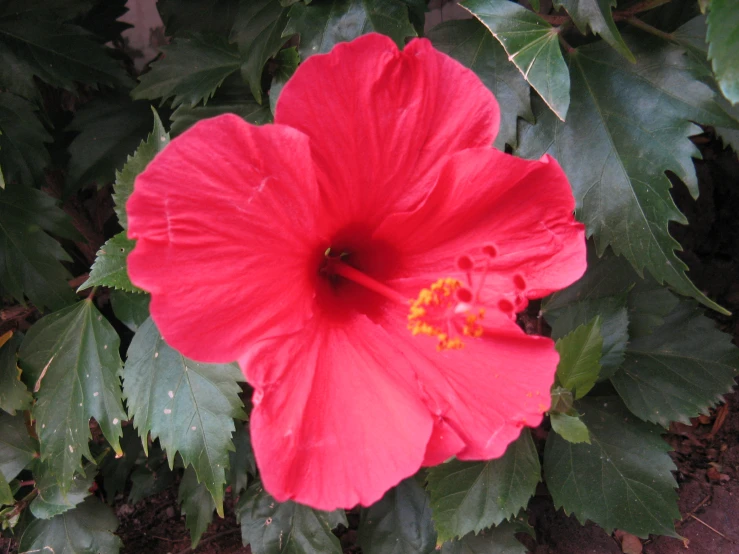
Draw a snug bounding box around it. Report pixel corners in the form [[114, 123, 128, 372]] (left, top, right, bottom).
[[127, 115, 322, 363], [378, 149, 586, 303], [275, 33, 500, 228], [243, 315, 433, 510], [391, 312, 558, 461]]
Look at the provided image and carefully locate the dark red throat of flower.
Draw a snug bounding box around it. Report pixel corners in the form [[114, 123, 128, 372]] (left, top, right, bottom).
[[320, 251, 485, 351]]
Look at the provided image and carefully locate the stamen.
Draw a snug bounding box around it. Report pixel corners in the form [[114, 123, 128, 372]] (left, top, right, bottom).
[[408, 278, 484, 351]]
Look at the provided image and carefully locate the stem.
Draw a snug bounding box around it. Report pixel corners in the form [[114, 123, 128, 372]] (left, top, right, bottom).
[[539, 14, 569, 25], [616, 0, 672, 18], [626, 17, 674, 42], [330, 261, 409, 305], [558, 33, 576, 54]]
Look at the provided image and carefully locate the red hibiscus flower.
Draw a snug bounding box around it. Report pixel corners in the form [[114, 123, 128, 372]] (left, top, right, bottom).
[[127, 33, 586, 510]]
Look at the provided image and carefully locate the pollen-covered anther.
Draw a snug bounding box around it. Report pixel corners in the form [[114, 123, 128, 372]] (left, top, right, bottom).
[[408, 277, 484, 351]]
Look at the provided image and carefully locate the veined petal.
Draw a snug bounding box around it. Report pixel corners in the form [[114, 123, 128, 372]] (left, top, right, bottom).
[[243, 315, 433, 510], [127, 115, 322, 363], [378, 149, 586, 306], [275, 33, 500, 229]]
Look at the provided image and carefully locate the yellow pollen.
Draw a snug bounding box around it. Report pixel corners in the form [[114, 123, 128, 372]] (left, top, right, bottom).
[[408, 277, 484, 351]]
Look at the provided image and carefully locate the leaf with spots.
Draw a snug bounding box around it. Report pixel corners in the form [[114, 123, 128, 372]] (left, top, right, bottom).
[[426, 430, 540, 543], [19, 496, 122, 554], [544, 397, 679, 538], [237, 481, 347, 554], [19, 301, 126, 494], [79, 232, 141, 293], [122, 317, 245, 514]]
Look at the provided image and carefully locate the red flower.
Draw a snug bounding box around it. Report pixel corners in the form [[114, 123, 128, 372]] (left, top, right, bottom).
[[127, 33, 586, 510]]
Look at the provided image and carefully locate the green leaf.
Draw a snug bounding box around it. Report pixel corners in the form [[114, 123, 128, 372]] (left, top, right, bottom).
[[544, 245, 678, 340], [179, 465, 216, 548], [284, 0, 416, 61], [627, 277, 680, 339], [99, 425, 143, 500], [0, 42, 41, 102], [270, 47, 300, 115], [0, 17, 129, 91], [66, 96, 155, 193], [461, 0, 570, 120], [547, 294, 628, 379], [0, 92, 51, 186], [79, 232, 141, 293], [238, 481, 346, 554], [19, 496, 122, 554], [113, 108, 170, 230], [0, 412, 37, 482], [110, 290, 150, 332], [122, 317, 245, 514], [549, 412, 590, 444], [707, 0, 739, 104], [427, 19, 532, 150], [0, 471, 11, 505], [612, 300, 739, 427], [158, 0, 240, 35], [441, 518, 532, 554], [30, 462, 95, 519], [228, 421, 255, 497], [19, 300, 126, 492], [128, 443, 176, 504], [231, 0, 291, 104], [170, 75, 273, 135], [358, 478, 436, 554], [554, 317, 602, 399], [132, 35, 241, 108], [0, 333, 32, 415], [427, 430, 540, 543], [517, 32, 736, 314], [0, 183, 77, 311], [553, 0, 633, 61], [545, 398, 680, 538]]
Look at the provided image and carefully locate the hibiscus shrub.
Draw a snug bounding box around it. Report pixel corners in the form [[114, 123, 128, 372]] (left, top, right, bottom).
[[1, 0, 738, 552]]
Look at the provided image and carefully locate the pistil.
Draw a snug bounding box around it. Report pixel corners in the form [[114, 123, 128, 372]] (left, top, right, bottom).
[[329, 259, 409, 305]]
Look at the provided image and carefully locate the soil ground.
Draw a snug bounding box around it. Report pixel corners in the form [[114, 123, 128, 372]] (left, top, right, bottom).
[[1, 137, 737, 554]]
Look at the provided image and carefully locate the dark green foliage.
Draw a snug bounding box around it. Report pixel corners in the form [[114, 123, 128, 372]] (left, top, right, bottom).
[[238, 481, 347, 554], [0, 0, 738, 550]]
